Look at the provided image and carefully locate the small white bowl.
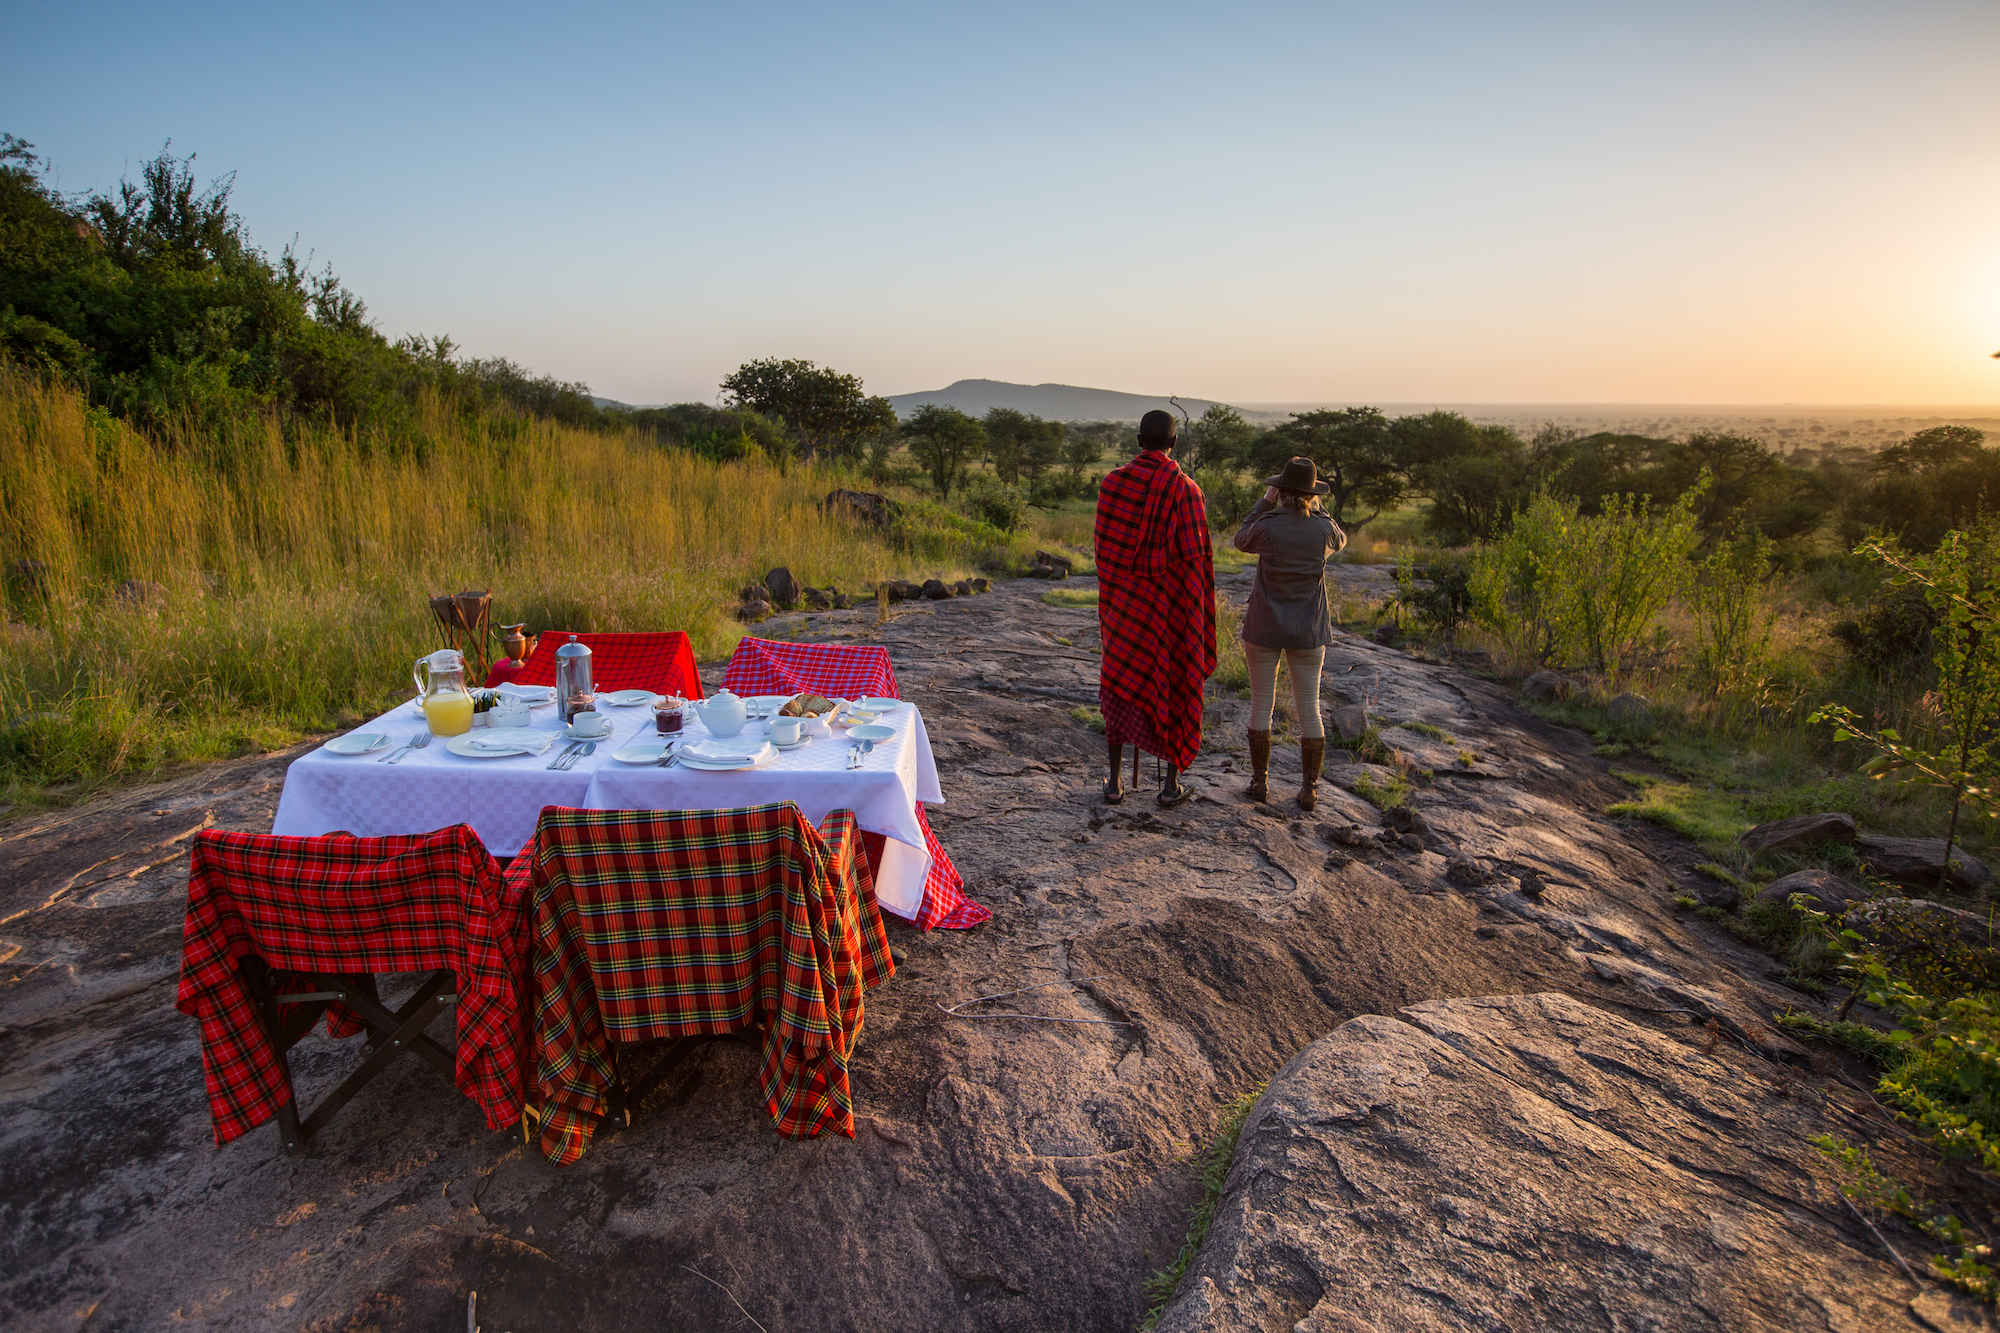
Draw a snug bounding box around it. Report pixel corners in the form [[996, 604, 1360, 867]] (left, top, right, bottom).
[[846, 723, 894, 744]]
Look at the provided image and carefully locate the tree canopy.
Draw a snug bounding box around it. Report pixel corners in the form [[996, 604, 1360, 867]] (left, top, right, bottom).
[[718, 358, 895, 463], [901, 404, 985, 500]]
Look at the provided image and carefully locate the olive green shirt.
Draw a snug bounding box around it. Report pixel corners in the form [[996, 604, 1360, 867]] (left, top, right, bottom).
[[1231, 497, 1347, 649]]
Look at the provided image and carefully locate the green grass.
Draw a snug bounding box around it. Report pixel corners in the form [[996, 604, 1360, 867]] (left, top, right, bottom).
[[1350, 770, 1412, 809], [1139, 1085, 1264, 1332], [1041, 587, 1100, 607], [1068, 706, 1106, 733], [1776, 1010, 1903, 1065], [1400, 720, 1453, 743]]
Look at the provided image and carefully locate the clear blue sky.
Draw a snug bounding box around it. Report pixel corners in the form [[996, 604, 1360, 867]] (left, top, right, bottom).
[[6, 1, 1998, 406]]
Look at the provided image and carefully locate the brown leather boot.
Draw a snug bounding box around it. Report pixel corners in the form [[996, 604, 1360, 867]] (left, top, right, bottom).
[[1246, 730, 1271, 802], [1297, 738, 1325, 811]]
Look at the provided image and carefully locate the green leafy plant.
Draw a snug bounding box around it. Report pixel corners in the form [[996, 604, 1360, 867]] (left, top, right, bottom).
[[1812, 1136, 1999, 1302], [1691, 522, 1776, 700], [1813, 525, 2000, 895]]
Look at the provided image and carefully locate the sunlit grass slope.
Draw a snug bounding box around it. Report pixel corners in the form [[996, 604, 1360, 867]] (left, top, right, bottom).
[[0, 373, 1018, 798]]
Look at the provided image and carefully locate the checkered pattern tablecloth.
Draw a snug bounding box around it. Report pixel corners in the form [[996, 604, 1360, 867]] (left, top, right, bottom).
[[513, 804, 892, 1163], [719, 639, 984, 930], [723, 638, 897, 700], [487, 631, 704, 699], [176, 825, 531, 1145]]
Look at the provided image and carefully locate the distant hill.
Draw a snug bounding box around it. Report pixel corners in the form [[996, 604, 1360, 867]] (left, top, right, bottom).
[[886, 379, 1237, 423]]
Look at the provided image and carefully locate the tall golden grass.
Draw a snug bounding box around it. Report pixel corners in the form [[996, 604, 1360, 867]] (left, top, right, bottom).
[[0, 372, 1014, 794]]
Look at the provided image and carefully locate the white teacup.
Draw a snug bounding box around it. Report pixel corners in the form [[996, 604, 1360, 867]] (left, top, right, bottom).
[[571, 710, 612, 738], [770, 715, 803, 746]]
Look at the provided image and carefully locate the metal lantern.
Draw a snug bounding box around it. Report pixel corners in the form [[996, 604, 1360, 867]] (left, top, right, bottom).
[[554, 635, 595, 723]]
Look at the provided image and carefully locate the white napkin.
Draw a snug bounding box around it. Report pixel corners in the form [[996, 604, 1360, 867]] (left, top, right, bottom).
[[495, 684, 556, 703], [681, 736, 775, 766], [466, 730, 557, 754]]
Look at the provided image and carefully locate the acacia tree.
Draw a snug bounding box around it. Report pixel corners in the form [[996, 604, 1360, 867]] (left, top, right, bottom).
[[718, 358, 895, 463], [1253, 407, 1405, 533], [1181, 403, 1257, 473], [902, 404, 985, 499]]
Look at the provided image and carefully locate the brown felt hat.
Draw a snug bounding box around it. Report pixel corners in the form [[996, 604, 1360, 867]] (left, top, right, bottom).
[[1265, 456, 1330, 495]]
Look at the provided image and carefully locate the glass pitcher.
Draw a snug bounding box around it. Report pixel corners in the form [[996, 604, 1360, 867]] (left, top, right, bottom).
[[414, 648, 475, 737]]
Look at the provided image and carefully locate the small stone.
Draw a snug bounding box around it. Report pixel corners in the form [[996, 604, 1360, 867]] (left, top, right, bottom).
[[1446, 858, 1492, 888], [1854, 835, 1995, 895], [1475, 924, 1500, 939], [970, 578, 989, 593], [890, 947, 908, 965], [1739, 812, 1857, 855], [1754, 869, 1857, 916], [1331, 705, 1368, 742], [1606, 692, 1655, 730], [1325, 852, 1352, 871], [1519, 670, 1573, 701], [922, 579, 953, 601], [739, 581, 769, 603], [1516, 869, 1548, 898], [764, 566, 801, 608], [735, 600, 771, 622], [952, 580, 973, 597], [1399, 833, 1426, 852], [804, 587, 833, 610], [1028, 550, 1072, 579]]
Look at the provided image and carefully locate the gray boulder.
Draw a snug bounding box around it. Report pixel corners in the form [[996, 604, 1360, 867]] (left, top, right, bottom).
[[1027, 549, 1072, 579], [1519, 670, 1572, 701], [1330, 704, 1368, 742], [1606, 691, 1655, 729], [1855, 834, 1995, 895], [1151, 993, 1939, 1333], [822, 488, 900, 527], [763, 566, 801, 609], [922, 578, 954, 601], [802, 587, 832, 610], [1753, 868, 1859, 916], [1740, 812, 1857, 855]]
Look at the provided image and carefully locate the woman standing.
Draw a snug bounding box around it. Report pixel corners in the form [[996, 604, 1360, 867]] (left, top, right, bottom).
[[1231, 456, 1347, 809]]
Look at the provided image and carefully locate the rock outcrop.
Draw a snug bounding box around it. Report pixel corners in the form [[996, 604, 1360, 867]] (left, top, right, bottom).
[[1741, 811, 1858, 854], [1152, 993, 1977, 1333]]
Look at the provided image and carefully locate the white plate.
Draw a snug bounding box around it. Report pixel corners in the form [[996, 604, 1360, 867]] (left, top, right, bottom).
[[601, 690, 656, 708], [846, 724, 895, 743], [843, 710, 880, 725], [611, 742, 670, 764], [678, 754, 768, 771], [445, 733, 539, 759], [326, 732, 392, 755], [852, 697, 902, 712], [496, 685, 556, 706]]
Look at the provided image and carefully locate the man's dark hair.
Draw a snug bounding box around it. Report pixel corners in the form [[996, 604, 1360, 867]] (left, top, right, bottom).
[[1138, 409, 1178, 449]]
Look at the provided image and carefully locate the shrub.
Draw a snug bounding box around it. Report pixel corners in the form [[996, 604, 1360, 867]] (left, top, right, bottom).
[[1691, 523, 1776, 699], [1391, 559, 1473, 634]]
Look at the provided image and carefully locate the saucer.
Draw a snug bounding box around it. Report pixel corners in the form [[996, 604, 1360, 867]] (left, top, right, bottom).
[[601, 690, 656, 708], [563, 723, 616, 742], [326, 732, 391, 755], [772, 735, 812, 751]]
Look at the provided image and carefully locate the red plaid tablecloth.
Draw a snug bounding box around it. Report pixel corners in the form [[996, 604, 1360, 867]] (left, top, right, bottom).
[[513, 803, 894, 1164], [721, 638, 985, 930], [177, 826, 531, 1146], [486, 631, 705, 699], [723, 637, 897, 700]]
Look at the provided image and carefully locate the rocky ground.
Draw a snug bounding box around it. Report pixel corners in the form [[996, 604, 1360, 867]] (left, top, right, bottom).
[[0, 570, 1989, 1331]]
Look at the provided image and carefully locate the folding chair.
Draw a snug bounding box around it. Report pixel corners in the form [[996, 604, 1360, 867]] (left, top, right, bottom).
[[722, 638, 987, 929], [512, 802, 894, 1165], [178, 826, 531, 1154], [486, 630, 704, 699]]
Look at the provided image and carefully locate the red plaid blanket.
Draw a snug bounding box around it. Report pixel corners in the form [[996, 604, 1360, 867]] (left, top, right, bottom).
[[724, 638, 897, 699], [1095, 449, 1217, 769], [177, 826, 531, 1146], [723, 638, 985, 929], [485, 631, 704, 699], [514, 804, 894, 1164]]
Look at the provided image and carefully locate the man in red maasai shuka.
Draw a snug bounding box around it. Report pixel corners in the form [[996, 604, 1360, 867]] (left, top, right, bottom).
[[1094, 409, 1217, 807]]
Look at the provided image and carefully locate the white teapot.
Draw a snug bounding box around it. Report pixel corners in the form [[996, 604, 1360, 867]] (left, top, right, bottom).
[[688, 689, 748, 738]]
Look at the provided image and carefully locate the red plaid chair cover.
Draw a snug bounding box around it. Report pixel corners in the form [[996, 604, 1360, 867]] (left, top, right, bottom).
[[485, 631, 705, 699], [177, 826, 531, 1146], [722, 638, 986, 930], [512, 803, 894, 1164]]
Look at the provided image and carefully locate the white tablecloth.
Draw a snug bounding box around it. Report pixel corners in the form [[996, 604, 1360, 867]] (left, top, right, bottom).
[[269, 699, 944, 919]]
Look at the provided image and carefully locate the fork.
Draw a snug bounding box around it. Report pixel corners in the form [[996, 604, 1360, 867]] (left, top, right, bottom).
[[558, 740, 596, 771], [547, 740, 581, 770], [380, 731, 424, 763], [387, 732, 432, 765]]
